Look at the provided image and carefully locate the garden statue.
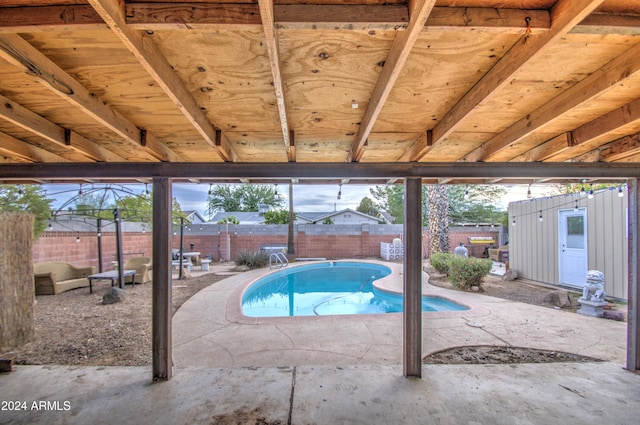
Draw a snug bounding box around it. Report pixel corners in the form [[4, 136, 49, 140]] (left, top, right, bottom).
[[454, 242, 469, 257], [582, 270, 606, 302]]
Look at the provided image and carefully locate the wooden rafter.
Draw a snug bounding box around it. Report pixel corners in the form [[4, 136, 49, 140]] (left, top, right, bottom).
[[0, 131, 68, 163], [510, 133, 573, 162], [589, 132, 640, 163], [465, 39, 640, 162], [258, 0, 294, 162], [420, 0, 606, 161], [573, 97, 640, 146], [86, 0, 235, 162], [0, 33, 178, 162], [347, 0, 437, 162], [0, 93, 125, 162]]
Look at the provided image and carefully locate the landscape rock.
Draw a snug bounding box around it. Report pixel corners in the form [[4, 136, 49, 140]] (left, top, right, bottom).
[[501, 269, 518, 281], [234, 265, 251, 272], [102, 287, 126, 305], [602, 310, 625, 322], [542, 289, 571, 308]]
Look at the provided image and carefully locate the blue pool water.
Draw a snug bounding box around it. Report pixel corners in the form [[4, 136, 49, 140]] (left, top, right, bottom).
[[242, 262, 468, 317]]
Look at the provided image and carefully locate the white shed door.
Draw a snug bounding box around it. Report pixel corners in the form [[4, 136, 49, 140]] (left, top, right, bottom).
[[558, 209, 587, 287]]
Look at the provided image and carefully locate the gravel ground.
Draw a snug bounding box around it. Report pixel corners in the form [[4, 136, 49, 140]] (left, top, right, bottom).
[[9, 267, 620, 366], [13, 272, 226, 366]]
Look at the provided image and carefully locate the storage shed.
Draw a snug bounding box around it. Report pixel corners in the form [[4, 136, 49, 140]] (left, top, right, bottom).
[[509, 186, 628, 300]]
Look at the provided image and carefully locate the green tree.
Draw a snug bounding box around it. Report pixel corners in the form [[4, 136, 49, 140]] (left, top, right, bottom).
[[206, 184, 284, 215], [264, 209, 295, 224], [356, 197, 377, 216], [322, 217, 334, 224], [0, 184, 53, 237], [115, 194, 186, 224], [448, 185, 507, 225], [74, 191, 113, 218], [370, 185, 404, 223], [217, 216, 239, 224]]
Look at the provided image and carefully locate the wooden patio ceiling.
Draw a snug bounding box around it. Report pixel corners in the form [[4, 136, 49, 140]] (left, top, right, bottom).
[[0, 0, 640, 185]]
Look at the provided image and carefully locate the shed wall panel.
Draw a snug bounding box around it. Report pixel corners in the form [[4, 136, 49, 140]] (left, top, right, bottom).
[[509, 187, 628, 300]]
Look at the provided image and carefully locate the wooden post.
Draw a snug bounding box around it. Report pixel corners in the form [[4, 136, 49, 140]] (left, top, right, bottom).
[[627, 178, 640, 371], [152, 177, 172, 381], [178, 217, 185, 279], [97, 218, 103, 273], [114, 208, 125, 288], [404, 177, 422, 378]]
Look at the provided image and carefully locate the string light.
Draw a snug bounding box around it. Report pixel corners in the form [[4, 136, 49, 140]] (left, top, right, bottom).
[[337, 183, 342, 200], [48, 220, 53, 230], [18, 186, 23, 195], [207, 183, 213, 196], [511, 184, 622, 223], [76, 233, 80, 243], [145, 183, 150, 195], [527, 184, 532, 198], [78, 184, 83, 196], [512, 217, 516, 226], [538, 210, 543, 222], [274, 183, 279, 197]]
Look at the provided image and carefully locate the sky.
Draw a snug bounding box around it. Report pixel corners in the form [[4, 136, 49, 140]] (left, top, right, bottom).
[[42, 182, 554, 219], [44, 183, 551, 219], [43, 183, 375, 219]]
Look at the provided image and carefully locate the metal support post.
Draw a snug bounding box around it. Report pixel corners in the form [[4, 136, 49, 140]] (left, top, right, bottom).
[[404, 177, 423, 378]]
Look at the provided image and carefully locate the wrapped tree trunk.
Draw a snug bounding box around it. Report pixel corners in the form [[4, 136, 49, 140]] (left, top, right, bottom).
[[0, 212, 35, 352], [426, 185, 450, 254]]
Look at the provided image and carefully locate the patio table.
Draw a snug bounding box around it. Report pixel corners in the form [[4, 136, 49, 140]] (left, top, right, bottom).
[[87, 270, 136, 294]]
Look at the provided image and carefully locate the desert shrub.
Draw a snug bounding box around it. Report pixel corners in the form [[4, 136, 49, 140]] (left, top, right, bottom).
[[430, 252, 453, 275], [448, 256, 492, 290], [235, 250, 269, 269]]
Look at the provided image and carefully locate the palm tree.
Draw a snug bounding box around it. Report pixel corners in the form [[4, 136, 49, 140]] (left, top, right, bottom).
[[426, 184, 450, 254]]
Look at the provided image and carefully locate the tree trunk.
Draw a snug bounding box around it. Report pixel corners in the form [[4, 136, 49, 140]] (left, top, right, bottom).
[[426, 185, 450, 254]]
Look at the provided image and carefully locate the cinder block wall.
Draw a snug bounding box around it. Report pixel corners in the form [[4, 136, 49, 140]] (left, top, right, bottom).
[[33, 224, 501, 267]]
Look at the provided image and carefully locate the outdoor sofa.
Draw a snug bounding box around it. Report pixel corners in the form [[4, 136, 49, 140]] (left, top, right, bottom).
[[33, 261, 95, 295], [123, 256, 152, 284], [488, 245, 509, 262]]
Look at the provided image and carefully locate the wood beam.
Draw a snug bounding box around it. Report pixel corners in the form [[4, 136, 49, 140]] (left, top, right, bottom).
[[0, 132, 69, 163], [87, 0, 235, 162], [592, 132, 640, 163], [152, 177, 172, 381], [425, 0, 605, 161], [573, 97, 640, 147], [258, 0, 295, 162], [0, 33, 177, 162], [0, 4, 108, 33], [348, 0, 437, 162], [573, 12, 640, 35], [0, 94, 124, 162], [6, 4, 638, 36], [467, 39, 640, 162], [403, 177, 422, 378], [0, 162, 637, 182], [510, 132, 573, 162]]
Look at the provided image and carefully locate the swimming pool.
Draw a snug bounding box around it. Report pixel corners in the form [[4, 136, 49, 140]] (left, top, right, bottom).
[[241, 261, 468, 317]]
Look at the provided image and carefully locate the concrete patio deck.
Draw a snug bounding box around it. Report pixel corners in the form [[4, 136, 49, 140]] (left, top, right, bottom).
[[172, 261, 627, 367], [2, 261, 639, 424]]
